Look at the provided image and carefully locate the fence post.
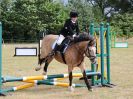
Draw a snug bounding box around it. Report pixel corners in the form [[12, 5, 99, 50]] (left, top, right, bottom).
[[90, 23, 95, 85], [100, 23, 105, 85], [0, 22, 4, 95], [106, 23, 111, 84]]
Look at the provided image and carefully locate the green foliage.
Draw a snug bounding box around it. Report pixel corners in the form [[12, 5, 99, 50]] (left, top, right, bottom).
[[37, 1, 69, 34], [1, 0, 68, 42], [111, 13, 133, 38], [0, 0, 133, 42]]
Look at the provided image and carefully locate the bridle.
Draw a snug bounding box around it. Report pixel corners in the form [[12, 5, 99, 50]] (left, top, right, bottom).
[[76, 41, 96, 66], [84, 43, 97, 64]]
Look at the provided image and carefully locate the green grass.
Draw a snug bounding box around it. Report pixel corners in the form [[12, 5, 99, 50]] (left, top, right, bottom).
[[1, 42, 133, 99]]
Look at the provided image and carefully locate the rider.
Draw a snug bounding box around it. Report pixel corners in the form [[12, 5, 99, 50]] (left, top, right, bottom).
[[60, 11, 79, 38], [52, 11, 80, 53]]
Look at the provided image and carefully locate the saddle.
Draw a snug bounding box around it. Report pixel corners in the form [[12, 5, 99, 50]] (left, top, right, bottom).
[[55, 37, 72, 64]]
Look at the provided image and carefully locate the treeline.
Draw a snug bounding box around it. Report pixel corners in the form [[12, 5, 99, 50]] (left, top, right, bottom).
[[0, 0, 133, 42]]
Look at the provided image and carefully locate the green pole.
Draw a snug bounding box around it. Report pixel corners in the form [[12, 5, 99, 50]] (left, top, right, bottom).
[[0, 22, 3, 95], [90, 23, 94, 35], [114, 32, 116, 47], [90, 23, 95, 85], [0, 22, 2, 88], [100, 23, 104, 85], [106, 23, 111, 83], [110, 32, 112, 47]]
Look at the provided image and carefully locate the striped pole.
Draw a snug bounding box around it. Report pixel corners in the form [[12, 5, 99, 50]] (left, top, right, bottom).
[[3, 80, 86, 92], [36, 80, 86, 87], [3, 83, 35, 92], [3, 72, 100, 83], [25, 78, 65, 83]]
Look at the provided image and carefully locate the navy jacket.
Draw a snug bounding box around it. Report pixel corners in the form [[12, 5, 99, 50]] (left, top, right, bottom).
[[60, 19, 80, 37]]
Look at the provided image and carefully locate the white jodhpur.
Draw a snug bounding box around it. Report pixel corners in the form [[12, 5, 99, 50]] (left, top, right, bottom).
[[52, 35, 65, 49]]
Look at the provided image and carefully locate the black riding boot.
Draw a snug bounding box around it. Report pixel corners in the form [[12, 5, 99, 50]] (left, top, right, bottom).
[[54, 44, 59, 51]]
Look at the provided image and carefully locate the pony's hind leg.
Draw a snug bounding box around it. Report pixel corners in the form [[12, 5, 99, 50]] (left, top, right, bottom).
[[35, 58, 45, 71], [42, 57, 53, 75], [68, 66, 74, 92]]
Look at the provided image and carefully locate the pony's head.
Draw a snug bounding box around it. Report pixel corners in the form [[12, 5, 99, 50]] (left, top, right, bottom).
[[85, 35, 97, 64], [85, 45, 97, 64], [73, 32, 97, 64]]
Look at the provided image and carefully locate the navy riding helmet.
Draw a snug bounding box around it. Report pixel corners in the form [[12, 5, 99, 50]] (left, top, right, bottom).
[[70, 11, 78, 18]]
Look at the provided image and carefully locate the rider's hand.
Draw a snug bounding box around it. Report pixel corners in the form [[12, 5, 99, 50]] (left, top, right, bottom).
[[73, 34, 76, 37]]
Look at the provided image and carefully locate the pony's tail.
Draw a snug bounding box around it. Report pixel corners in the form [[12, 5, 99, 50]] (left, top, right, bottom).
[[38, 54, 41, 65], [35, 54, 45, 71]]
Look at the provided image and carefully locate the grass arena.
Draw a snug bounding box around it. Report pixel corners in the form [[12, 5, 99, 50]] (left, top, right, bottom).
[[0, 22, 133, 98], [1, 38, 133, 99]]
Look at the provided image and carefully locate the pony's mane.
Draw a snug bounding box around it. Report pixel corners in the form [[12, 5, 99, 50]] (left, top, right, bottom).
[[73, 33, 90, 43]]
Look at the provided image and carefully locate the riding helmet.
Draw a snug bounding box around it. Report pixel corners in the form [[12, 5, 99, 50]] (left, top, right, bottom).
[[70, 11, 78, 18]]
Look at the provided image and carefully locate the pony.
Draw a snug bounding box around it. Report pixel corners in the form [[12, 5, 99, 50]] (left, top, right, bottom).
[[35, 33, 96, 91]]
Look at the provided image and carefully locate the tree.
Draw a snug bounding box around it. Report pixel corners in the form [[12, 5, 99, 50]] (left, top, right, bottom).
[[36, 0, 69, 34], [87, 0, 133, 18], [0, 0, 15, 41], [109, 0, 133, 13], [111, 13, 133, 38], [1, 0, 68, 42]]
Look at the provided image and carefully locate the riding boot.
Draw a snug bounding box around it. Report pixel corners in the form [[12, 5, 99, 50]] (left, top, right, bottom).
[[54, 43, 59, 52], [60, 39, 71, 53]]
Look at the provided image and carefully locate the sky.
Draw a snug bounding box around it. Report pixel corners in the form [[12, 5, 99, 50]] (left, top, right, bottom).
[[62, 0, 68, 5]]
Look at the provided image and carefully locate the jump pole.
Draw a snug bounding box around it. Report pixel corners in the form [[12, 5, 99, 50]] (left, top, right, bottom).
[[3, 80, 86, 92], [3, 72, 100, 83]]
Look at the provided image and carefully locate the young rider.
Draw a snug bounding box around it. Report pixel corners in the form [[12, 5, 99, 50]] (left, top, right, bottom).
[[52, 11, 80, 53]]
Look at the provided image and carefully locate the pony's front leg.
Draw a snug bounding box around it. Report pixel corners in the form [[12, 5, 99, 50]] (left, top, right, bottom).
[[68, 66, 74, 92], [83, 70, 93, 91], [79, 64, 93, 91]]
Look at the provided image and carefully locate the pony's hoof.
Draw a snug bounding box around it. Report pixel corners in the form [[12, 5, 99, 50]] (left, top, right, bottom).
[[89, 88, 93, 92], [35, 66, 41, 71], [68, 86, 74, 92], [42, 72, 47, 75]]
